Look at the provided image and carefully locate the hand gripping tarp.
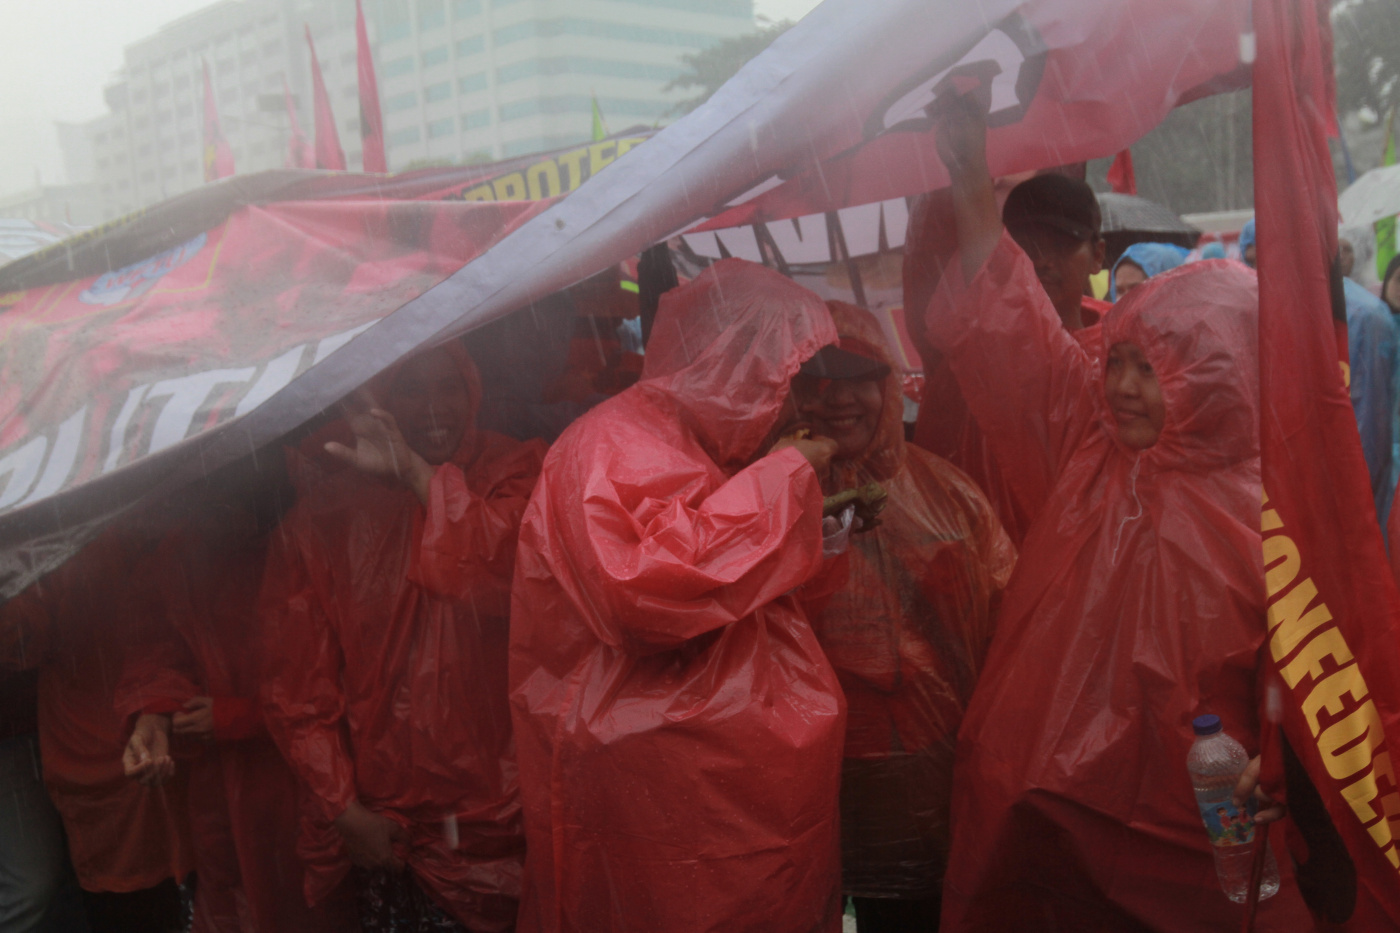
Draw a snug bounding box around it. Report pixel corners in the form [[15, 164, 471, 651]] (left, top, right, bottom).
[[509, 260, 846, 933]]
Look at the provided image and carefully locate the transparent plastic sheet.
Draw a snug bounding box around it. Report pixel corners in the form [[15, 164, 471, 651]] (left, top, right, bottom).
[[928, 235, 1313, 930], [509, 260, 847, 933], [258, 345, 543, 931], [811, 302, 1015, 900]]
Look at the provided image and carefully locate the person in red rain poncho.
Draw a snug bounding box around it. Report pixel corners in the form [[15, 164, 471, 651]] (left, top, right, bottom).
[[798, 301, 1015, 931], [115, 456, 355, 933], [927, 95, 1314, 931], [906, 173, 1110, 547], [0, 526, 193, 932], [259, 341, 545, 933], [509, 258, 849, 933]]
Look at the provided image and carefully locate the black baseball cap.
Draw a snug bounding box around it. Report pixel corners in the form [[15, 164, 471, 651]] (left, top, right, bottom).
[[799, 344, 890, 380], [1003, 173, 1102, 242]]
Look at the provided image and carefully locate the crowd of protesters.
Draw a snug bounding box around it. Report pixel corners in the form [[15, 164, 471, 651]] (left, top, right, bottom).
[[0, 89, 1390, 933]]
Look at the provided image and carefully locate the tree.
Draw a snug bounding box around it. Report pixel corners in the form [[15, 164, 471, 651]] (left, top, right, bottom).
[[1333, 0, 1400, 124], [664, 20, 794, 115]]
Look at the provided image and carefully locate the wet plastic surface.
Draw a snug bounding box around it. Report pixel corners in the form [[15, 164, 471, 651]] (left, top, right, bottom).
[[928, 234, 1313, 930], [509, 259, 847, 933]]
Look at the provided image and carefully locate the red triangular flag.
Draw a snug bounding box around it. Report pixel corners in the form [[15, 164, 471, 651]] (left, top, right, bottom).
[[305, 25, 346, 171], [356, 0, 386, 173], [201, 60, 235, 181], [1106, 148, 1136, 195], [282, 78, 315, 169]]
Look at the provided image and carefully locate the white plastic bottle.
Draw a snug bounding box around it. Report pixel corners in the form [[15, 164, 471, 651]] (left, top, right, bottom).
[[1186, 714, 1280, 904]]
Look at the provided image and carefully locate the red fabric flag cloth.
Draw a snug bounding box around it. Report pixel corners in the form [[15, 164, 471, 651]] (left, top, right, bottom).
[[305, 25, 346, 172], [282, 78, 315, 169], [202, 60, 235, 181], [1107, 148, 1136, 195], [356, 0, 386, 173], [1255, 0, 1400, 924]]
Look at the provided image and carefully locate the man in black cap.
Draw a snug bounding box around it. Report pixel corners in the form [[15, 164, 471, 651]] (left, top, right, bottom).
[[1000, 172, 1109, 337]]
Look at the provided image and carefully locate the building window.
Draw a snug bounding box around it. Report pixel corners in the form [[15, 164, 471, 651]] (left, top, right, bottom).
[[461, 109, 489, 130], [452, 0, 481, 19], [345, 118, 360, 133], [180, 130, 196, 145], [134, 116, 150, 129], [94, 132, 109, 144], [140, 169, 156, 182], [497, 56, 681, 84], [344, 86, 358, 98], [241, 52, 258, 67], [417, 0, 446, 29], [427, 117, 454, 138], [424, 81, 452, 103], [458, 72, 487, 93], [389, 126, 421, 145], [263, 40, 282, 57], [499, 94, 670, 121], [383, 56, 414, 77], [217, 57, 236, 74], [174, 74, 190, 90], [138, 143, 152, 156], [455, 35, 484, 56], [495, 19, 722, 48], [386, 91, 417, 112], [421, 46, 449, 67], [97, 157, 111, 169], [154, 83, 170, 97]]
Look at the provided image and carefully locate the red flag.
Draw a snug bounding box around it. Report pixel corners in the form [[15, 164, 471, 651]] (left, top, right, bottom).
[[1256, 0, 1400, 923], [1106, 148, 1136, 195], [201, 60, 234, 181], [356, 0, 386, 173], [305, 25, 346, 171], [282, 78, 315, 169]]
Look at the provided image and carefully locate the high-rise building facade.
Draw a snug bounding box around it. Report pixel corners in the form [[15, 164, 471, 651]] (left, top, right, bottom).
[[71, 0, 754, 223]]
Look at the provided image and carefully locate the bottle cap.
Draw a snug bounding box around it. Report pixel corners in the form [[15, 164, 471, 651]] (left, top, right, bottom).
[[1192, 714, 1222, 736]]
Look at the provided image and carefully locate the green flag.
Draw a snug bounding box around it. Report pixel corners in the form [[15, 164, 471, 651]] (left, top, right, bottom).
[[591, 94, 608, 142], [1376, 108, 1397, 280]]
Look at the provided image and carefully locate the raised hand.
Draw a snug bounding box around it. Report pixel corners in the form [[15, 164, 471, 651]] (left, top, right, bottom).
[[334, 799, 409, 872], [325, 389, 433, 503]]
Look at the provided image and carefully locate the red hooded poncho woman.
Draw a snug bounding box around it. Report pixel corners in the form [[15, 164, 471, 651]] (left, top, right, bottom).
[[927, 235, 1313, 930], [509, 259, 848, 933], [812, 301, 1015, 901], [259, 342, 544, 931]]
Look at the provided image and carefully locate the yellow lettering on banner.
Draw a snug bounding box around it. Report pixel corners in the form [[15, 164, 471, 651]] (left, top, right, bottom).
[[557, 149, 588, 191], [1263, 534, 1301, 597], [527, 160, 562, 200], [493, 172, 527, 201], [1319, 699, 1386, 781], [1302, 663, 1370, 736], [460, 184, 494, 202], [1268, 577, 1335, 662], [615, 136, 643, 157], [1280, 627, 1354, 688], [1343, 749, 1398, 823], [589, 141, 617, 176], [1261, 507, 1282, 532]]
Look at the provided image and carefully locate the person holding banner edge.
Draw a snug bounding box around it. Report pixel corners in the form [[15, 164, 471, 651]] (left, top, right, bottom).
[[925, 88, 1309, 930]]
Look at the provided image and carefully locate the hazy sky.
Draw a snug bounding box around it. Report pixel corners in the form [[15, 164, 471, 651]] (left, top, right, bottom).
[[0, 0, 823, 198]]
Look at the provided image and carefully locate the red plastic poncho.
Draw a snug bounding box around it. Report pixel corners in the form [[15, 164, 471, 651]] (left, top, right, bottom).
[[114, 520, 352, 933], [259, 343, 545, 931], [510, 258, 847, 933], [0, 529, 193, 895], [928, 234, 1313, 930], [811, 301, 1015, 900]]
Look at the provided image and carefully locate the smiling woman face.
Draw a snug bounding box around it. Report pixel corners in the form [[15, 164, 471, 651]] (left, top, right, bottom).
[[382, 348, 472, 465], [791, 372, 885, 460], [1104, 341, 1166, 450]]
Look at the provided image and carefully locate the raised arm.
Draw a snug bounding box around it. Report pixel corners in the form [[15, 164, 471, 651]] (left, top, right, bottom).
[[924, 93, 1099, 504]]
